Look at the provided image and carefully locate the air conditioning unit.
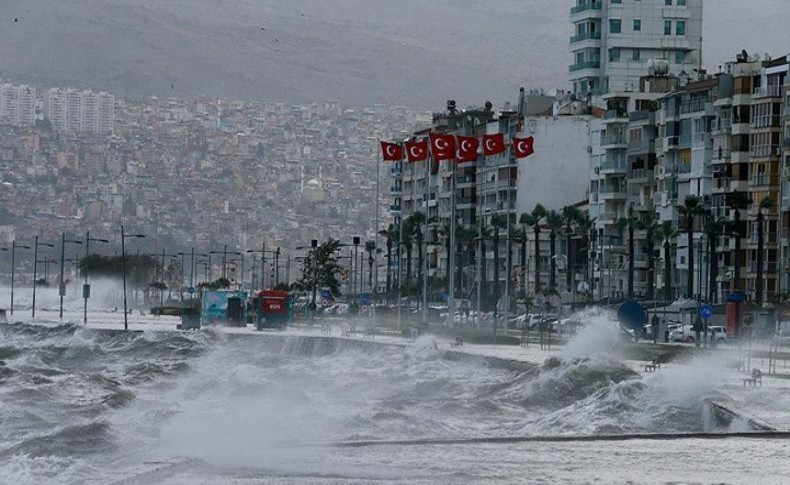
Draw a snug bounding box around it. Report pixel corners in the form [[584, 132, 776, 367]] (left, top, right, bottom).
[[594, 166, 600, 174]]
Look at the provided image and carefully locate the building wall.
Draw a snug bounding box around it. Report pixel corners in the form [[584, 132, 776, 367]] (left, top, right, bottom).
[[0, 83, 36, 126]]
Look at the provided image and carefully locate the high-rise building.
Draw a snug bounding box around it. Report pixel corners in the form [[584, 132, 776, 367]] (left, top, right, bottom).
[[44, 88, 115, 134], [0, 83, 36, 126], [569, 0, 703, 97]]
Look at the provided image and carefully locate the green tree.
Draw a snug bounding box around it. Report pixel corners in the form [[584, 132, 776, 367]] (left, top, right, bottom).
[[617, 206, 640, 300], [521, 204, 547, 295], [298, 238, 344, 303], [364, 240, 377, 292], [756, 196, 775, 304], [729, 191, 749, 294], [679, 196, 705, 298], [545, 210, 564, 292], [561, 205, 582, 293], [655, 220, 677, 302], [378, 224, 399, 294], [704, 214, 727, 303]]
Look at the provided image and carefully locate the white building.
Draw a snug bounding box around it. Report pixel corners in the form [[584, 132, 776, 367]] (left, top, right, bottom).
[[0, 83, 36, 126], [44, 88, 115, 133], [569, 0, 703, 97]]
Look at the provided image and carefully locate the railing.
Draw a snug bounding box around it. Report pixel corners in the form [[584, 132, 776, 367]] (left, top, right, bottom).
[[455, 175, 474, 185], [753, 84, 783, 98], [390, 186, 402, 194], [750, 145, 781, 158], [713, 148, 731, 161], [569, 60, 601, 72], [570, 31, 602, 43], [751, 115, 781, 128], [389, 204, 401, 212], [629, 110, 652, 122], [570, 1, 602, 15], [628, 139, 654, 152], [748, 261, 778, 274], [601, 134, 626, 145], [715, 177, 731, 190], [680, 98, 709, 114], [600, 159, 627, 171], [599, 211, 619, 221], [631, 168, 651, 179], [604, 109, 628, 120]]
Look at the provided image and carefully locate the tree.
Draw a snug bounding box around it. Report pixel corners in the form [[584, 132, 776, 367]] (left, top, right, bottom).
[[364, 240, 376, 292], [704, 214, 727, 303], [490, 213, 508, 309], [636, 212, 660, 301], [405, 212, 426, 289], [545, 210, 564, 293], [378, 224, 398, 294], [521, 204, 546, 295], [575, 212, 596, 297], [729, 192, 749, 294], [617, 206, 640, 300], [756, 196, 775, 305], [655, 221, 677, 302], [298, 238, 343, 303], [561, 205, 582, 294], [512, 224, 528, 299], [678, 196, 705, 299]]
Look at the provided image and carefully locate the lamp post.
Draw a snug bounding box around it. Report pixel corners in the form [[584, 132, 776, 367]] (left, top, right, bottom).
[[121, 226, 145, 331], [32, 236, 55, 319], [2, 241, 30, 316], [59, 233, 83, 319], [352, 237, 360, 296], [83, 232, 109, 324]]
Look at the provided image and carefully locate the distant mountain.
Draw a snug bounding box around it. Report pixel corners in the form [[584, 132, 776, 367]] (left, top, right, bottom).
[[1, 0, 787, 108]]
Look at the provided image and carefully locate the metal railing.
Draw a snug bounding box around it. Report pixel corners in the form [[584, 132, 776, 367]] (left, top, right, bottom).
[[570, 1, 602, 15], [569, 60, 601, 72], [753, 84, 783, 98], [601, 134, 627, 145], [570, 31, 602, 43]]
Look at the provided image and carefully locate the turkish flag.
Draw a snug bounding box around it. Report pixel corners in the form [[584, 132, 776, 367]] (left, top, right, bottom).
[[482, 133, 506, 156], [513, 136, 535, 159], [405, 139, 429, 163], [380, 141, 403, 161], [429, 133, 456, 161], [456, 136, 479, 162]]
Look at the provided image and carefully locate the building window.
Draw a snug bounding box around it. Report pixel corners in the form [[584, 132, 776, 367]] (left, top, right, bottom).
[[664, 20, 672, 35], [676, 20, 686, 36], [678, 0, 686, 5], [633, 49, 641, 61], [611, 0, 621, 3], [610, 19, 622, 34], [675, 51, 685, 64], [633, 19, 641, 31], [665, 0, 672, 5], [609, 48, 621, 62]]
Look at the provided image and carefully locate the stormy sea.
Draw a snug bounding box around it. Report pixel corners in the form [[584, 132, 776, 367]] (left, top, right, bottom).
[[0, 285, 787, 484]]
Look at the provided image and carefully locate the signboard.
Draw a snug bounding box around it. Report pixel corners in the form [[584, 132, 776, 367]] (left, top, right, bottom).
[[188, 286, 195, 294], [700, 304, 713, 320], [359, 293, 371, 305], [82, 284, 91, 299], [201, 290, 248, 323], [618, 299, 647, 332]]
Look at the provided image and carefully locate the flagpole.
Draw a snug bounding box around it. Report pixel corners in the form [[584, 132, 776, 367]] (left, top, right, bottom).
[[422, 153, 429, 327], [448, 153, 457, 328], [504, 123, 513, 338], [374, 147, 380, 330]]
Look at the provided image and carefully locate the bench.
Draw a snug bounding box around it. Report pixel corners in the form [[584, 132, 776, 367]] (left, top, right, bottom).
[[644, 359, 661, 372], [449, 337, 464, 348], [743, 369, 763, 387]]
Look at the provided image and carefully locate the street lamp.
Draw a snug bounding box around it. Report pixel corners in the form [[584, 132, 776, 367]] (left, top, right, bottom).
[[121, 225, 145, 331], [59, 233, 83, 319], [32, 236, 55, 319], [1, 241, 31, 315], [83, 232, 109, 324], [247, 246, 280, 289]]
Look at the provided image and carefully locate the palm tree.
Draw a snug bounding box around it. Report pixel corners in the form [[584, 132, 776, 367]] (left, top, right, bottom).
[[378, 224, 399, 294], [478, 226, 492, 307], [521, 204, 547, 295], [729, 192, 748, 294], [575, 212, 596, 296], [490, 213, 508, 308], [546, 210, 564, 292], [756, 196, 775, 305], [364, 240, 376, 292], [513, 223, 528, 299], [678, 196, 704, 299], [406, 212, 426, 289], [456, 225, 478, 298], [561, 205, 582, 294], [636, 211, 659, 301], [655, 221, 677, 302], [617, 206, 640, 299], [704, 215, 727, 303]]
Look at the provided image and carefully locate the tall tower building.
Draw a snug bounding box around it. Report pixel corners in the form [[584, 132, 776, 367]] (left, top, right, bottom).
[[0, 83, 36, 126], [569, 0, 703, 96]]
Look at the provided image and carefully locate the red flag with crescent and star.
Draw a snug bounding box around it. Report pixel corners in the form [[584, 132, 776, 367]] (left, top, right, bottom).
[[405, 139, 429, 163], [429, 133, 456, 161], [513, 136, 535, 159], [482, 133, 506, 156], [380, 140, 403, 161], [456, 136, 479, 162]]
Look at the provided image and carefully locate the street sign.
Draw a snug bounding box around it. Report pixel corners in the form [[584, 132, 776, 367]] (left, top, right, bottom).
[[82, 284, 91, 299], [700, 304, 713, 320], [188, 286, 195, 294], [360, 293, 371, 305]]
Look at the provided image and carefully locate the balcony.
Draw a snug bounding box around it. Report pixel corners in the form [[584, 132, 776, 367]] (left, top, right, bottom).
[[748, 261, 778, 274], [603, 109, 629, 123], [570, 1, 602, 15], [630, 168, 653, 181], [750, 145, 781, 158], [599, 159, 627, 173], [455, 175, 474, 187], [599, 185, 627, 199], [390, 186, 402, 195], [628, 139, 655, 153], [753, 84, 783, 98], [680, 99, 710, 115], [601, 135, 628, 148], [570, 31, 602, 43], [569, 60, 601, 73], [750, 173, 777, 187], [389, 204, 401, 213]]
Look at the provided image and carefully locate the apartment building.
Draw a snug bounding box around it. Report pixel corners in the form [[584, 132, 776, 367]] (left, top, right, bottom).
[[44, 88, 115, 134], [569, 0, 702, 97], [0, 83, 36, 126]]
